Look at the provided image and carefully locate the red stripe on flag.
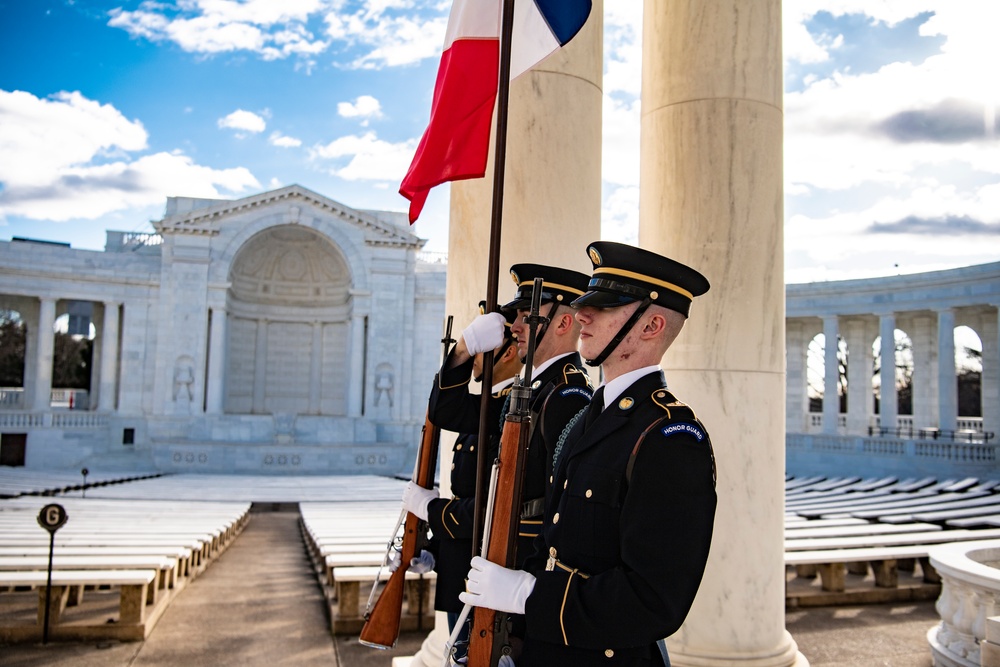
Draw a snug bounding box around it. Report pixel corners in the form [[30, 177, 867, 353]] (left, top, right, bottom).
[[399, 38, 499, 223]]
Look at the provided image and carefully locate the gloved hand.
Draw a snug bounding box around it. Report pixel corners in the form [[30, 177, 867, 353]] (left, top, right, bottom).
[[409, 549, 435, 574], [462, 312, 506, 356], [459, 556, 536, 614], [401, 480, 438, 521]]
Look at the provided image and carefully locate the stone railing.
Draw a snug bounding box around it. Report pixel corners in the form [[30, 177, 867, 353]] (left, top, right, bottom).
[[928, 540, 1000, 667], [0, 412, 108, 429]]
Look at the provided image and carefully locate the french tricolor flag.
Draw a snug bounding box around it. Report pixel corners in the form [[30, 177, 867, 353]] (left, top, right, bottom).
[[399, 0, 592, 223]]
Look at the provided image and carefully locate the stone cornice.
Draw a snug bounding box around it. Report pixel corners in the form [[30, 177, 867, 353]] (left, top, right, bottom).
[[152, 184, 425, 249]]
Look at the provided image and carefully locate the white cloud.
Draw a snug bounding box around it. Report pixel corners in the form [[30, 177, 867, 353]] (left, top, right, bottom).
[[107, 1, 446, 69], [338, 95, 383, 122], [269, 131, 302, 147], [0, 90, 148, 187], [0, 90, 259, 221], [218, 109, 267, 134], [309, 131, 415, 181]]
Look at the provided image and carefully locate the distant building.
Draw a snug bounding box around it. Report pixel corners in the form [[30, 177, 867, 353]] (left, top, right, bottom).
[[0, 185, 446, 473], [785, 261, 999, 477]]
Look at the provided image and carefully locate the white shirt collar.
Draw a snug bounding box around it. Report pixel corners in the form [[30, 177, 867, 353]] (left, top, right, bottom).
[[492, 375, 517, 393], [531, 351, 576, 379], [597, 365, 663, 410]]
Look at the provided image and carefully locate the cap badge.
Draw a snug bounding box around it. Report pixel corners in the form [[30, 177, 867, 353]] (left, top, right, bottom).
[[510, 270, 520, 284], [588, 246, 603, 266], [618, 397, 634, 410]]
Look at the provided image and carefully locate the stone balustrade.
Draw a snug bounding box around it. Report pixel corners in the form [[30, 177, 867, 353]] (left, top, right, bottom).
[[928, 539, 1000, 667]]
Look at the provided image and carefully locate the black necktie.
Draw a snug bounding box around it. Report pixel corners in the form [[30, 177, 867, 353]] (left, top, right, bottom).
[[584, 386, 605, 430]]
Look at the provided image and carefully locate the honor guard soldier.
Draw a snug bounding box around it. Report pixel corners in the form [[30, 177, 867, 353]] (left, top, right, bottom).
[[500, 263, 595, 524], [461, 242, 718, 667], [400, 305, 523, 656]]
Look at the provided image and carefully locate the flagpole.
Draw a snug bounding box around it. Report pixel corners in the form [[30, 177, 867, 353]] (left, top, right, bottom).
[[472, 0, 517, 560]]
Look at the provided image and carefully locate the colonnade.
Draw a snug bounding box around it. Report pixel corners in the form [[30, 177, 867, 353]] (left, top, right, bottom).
[[786, 266, 1000, 441]]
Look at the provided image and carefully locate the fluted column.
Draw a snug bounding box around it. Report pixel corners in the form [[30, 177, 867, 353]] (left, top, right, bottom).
[[843, 318, 871, 436], [640, 0, 802, 664], [205, 306, 228, 414], [253, 319, 268, 414], [32, 297, 56, 411], [97, 301, 120, 412], [879, 314, 898, 432], [937, 309, 957, 432], [785, 321, 808, 434], [309, 321, 322, 414], [822, 316, 840, 435], [910, 315, 935, 432], [983, 309, 1000, 437], [348, 314, 366, 417]]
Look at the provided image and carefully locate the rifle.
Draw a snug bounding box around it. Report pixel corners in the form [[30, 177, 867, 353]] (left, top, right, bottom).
[[447, 279, 546, 667], [359, 316, 456, 649]]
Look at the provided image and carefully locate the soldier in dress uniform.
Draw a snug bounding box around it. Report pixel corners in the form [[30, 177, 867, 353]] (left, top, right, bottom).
[[498, 263, 595, 528], [460, 242, 718, 667], [399, 305, 522, 658]]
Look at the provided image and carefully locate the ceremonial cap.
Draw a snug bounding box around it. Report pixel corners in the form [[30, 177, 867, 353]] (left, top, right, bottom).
[[501, 263, 590, 311], [571, 241, 710, 317]]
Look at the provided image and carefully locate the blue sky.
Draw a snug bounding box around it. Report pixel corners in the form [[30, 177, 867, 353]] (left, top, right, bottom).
[[1, 1, 997, 283]]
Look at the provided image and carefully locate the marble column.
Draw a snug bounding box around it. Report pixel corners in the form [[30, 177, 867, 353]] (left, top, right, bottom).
[[983, 309, 1000, 437], [937, 309, 957, 432], [785, 321, 808, 435], [879, 314, 898, 432], [205, 307, 228, 414], [97, 302, 120, 412], [415, 6, 604, 665], [309, 321, 323, 415], [822, 316, 840, 435], [843, 318, 870, 436], [32, 297, 56, 411], [639, 0, 802, 664], [252, 319, 268, 414], [910, 314, 935, 432], [348, 314, 366, 417]]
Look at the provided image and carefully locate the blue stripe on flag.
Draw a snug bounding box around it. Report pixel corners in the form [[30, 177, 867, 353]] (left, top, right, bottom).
[[533, 0, 592, 45]]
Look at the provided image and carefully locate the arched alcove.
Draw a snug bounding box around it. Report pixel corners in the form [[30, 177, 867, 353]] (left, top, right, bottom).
[[224, 225, 353, 415]]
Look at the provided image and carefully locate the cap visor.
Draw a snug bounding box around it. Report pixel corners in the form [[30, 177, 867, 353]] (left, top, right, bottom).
[[570, 290, 639, 309]]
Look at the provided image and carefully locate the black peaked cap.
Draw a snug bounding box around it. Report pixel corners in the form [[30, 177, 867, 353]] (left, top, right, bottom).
[[501, 263, 592, 311], [571, 241, 710, 317]]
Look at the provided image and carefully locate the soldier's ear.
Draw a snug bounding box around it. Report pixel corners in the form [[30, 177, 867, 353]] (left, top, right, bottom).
[[640, 312, 667, 339]]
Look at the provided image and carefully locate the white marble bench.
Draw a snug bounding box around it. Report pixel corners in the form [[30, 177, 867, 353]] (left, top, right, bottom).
[[0, 569, 161, 643], [330, 565, 436, 634]]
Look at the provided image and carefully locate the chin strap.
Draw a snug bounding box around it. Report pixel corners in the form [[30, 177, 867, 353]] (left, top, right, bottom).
[[521, 302, 557, 362], [584, 298, 652, 367]]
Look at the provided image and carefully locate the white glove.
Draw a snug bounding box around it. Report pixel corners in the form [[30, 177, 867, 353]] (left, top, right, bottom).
[[410, 549, 435, 574], [459, 556, 536, 614], [402, 480, 438, 521], [463, 312, 506, 356]]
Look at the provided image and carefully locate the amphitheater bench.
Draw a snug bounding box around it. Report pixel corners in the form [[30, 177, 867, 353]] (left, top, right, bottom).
[[0, 569, 161, 643], [0, 555, 180, 596], [785, 545, 940, 592], [330, 565, 436, 633]]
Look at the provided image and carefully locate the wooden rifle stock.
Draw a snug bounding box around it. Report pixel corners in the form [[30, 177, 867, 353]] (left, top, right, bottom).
[[359, 411, 440, 648], [466, 278, 545, 667], [360, 315, 453, 649], [466, 391, 530, 666]]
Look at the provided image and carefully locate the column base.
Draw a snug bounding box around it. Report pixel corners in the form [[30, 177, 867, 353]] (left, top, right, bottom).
[[669, 631, 808, 667]]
